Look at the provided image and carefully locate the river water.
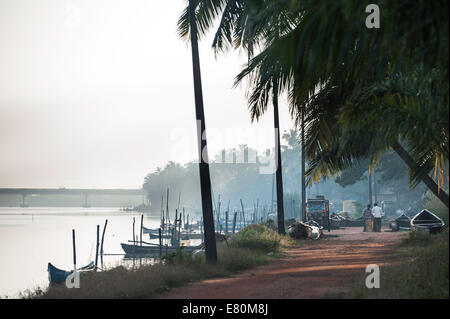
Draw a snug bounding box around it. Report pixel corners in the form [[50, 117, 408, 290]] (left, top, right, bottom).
[[0, 207, 166, 298]]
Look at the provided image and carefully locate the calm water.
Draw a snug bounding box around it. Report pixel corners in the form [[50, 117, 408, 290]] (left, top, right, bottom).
[[0, 207, 166, 297]]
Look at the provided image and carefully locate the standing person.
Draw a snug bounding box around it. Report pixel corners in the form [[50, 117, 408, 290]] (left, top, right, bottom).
[[371, 202, 383, 232], [363, 204, 373, 232]]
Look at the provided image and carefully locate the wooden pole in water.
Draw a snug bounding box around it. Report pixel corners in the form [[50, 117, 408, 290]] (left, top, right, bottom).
[[100, 219, 108, 256], [72, 229, 77, 271], [225, 210, 229, 235], [174, 209, 179, 243], [166, 188, 170, 225], [159, 228, 162, 258], [95, 225, 100, 271], [240, 199, 246, 227], [132, 217, 136, 246], [140, 215, 144, 246], [178, 215, 182, 242], [232, 212, 237, 234], [161, 194, 164, 227], [175, 209, 178, 229]]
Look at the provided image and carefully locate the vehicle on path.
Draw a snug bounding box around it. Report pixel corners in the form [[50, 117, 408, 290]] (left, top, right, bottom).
[[305, 195, 331, 232]]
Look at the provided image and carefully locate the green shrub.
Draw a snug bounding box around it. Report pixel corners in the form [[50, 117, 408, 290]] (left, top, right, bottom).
[[229, 224, 282, 253]]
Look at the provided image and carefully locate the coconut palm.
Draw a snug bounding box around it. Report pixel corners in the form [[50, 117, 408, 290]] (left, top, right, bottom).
[[183, 0, 217, 262], [233, 0, 449, 207], [178, 0, 297, 233], [178, 0, 449, 209]]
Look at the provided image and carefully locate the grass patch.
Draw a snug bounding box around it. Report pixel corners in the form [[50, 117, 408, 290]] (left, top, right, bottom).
[[351, 228, 449, 299], [25, 224, 298, 299]]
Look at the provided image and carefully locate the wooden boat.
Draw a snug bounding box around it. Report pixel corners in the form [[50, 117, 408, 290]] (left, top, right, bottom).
[[148, 233, 171, 239], [142, 226, 160, 234], [120, 243, 198, 256], [389, 213, 411, 231], [410, 209, 445, 234], [47, 261, 95, 284]]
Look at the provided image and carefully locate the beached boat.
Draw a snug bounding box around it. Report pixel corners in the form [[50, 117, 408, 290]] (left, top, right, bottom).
[[142, 226, 160, 234], [47, 262, 95, 284], [120, 243, 198, 256], [389, 213, 411, 231], [148, 233, 171, 239], [149, 232, 202, 241], [410, 209, 445, 234]]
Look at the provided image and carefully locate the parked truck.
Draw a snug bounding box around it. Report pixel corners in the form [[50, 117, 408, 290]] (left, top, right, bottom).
[[305, 195, 331, 232]]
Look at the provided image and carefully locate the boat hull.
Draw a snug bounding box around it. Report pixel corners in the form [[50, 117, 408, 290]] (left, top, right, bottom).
[[410, 209, 445, 234], [120, 243, 197, 256], [47, 262, 94, 284]]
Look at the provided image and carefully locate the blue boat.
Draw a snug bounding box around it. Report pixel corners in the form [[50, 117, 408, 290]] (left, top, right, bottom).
[[47, 262, 95, 284]]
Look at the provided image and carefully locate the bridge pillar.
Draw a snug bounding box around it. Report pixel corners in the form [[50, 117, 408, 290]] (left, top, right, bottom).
[[20, 194, 29, 207], [82, 194, 90, 208]]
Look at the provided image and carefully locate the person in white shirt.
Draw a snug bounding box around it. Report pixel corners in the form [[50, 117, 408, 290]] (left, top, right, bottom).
[[371, 202, 383, 232]]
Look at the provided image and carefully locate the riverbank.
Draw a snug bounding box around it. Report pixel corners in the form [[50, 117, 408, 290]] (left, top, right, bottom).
[[24, 224, 298, 299]]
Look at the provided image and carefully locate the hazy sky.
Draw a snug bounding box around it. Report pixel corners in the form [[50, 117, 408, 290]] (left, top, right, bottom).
[[0, 0, 294, 189]]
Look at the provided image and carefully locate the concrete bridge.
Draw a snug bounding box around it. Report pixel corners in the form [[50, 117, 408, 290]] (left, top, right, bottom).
[[0, 188, 145, 207]]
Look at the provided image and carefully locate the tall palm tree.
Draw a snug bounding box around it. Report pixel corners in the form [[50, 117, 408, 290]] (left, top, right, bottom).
[[272, 81, 285, 234], [178, 0, 293, 233], [185, 0, 217, 262]]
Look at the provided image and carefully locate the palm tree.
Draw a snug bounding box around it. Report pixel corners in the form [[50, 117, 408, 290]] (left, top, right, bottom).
[[185, 0, 217, 262], [179, 0, 449, 209], [232, 1, 449, 207], [178, 0, 293, 233]]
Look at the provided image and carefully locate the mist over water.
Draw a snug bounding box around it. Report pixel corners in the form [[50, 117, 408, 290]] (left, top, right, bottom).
[[0, 207, 165, 297]]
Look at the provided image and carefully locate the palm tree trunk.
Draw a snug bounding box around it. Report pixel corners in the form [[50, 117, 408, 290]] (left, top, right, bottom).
[[301, 107, 306, 221], [188, 0, 217, 262], [391, 141, 449, 208], [273, 82, 285, 234], [368, 168, 373, 207]]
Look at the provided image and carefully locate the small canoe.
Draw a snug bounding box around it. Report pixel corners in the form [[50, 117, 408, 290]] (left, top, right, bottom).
[[47, 261, 94, 284], [410, 209, 445, 234], [142, 226, 160, 234], [142, 226, 176, 234], [389, 213, 411, 231], [148, 233, 171, 239], [120, 243, 198, 256]]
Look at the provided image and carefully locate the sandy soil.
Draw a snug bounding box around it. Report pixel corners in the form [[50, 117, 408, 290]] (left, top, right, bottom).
[[161, 226, 407, 299]]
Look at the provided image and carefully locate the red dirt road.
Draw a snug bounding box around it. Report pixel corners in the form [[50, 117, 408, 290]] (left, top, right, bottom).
[[162, 227, 407, 299]]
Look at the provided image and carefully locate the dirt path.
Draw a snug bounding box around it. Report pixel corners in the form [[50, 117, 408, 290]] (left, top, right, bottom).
[[161, 226, 407, 299]]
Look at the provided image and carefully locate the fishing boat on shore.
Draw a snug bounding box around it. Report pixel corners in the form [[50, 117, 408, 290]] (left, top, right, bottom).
[[47, 262, 95, 284], [389, 213, 411, 231], [142, 226, 158, 234], [410, 209, 445, 234], [148, 233, 171, 239], [120, 243, 198, 256]]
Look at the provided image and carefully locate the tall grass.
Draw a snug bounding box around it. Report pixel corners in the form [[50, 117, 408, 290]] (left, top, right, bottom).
[[351, 228, 449, 299], [26, 224, 296, 299]]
